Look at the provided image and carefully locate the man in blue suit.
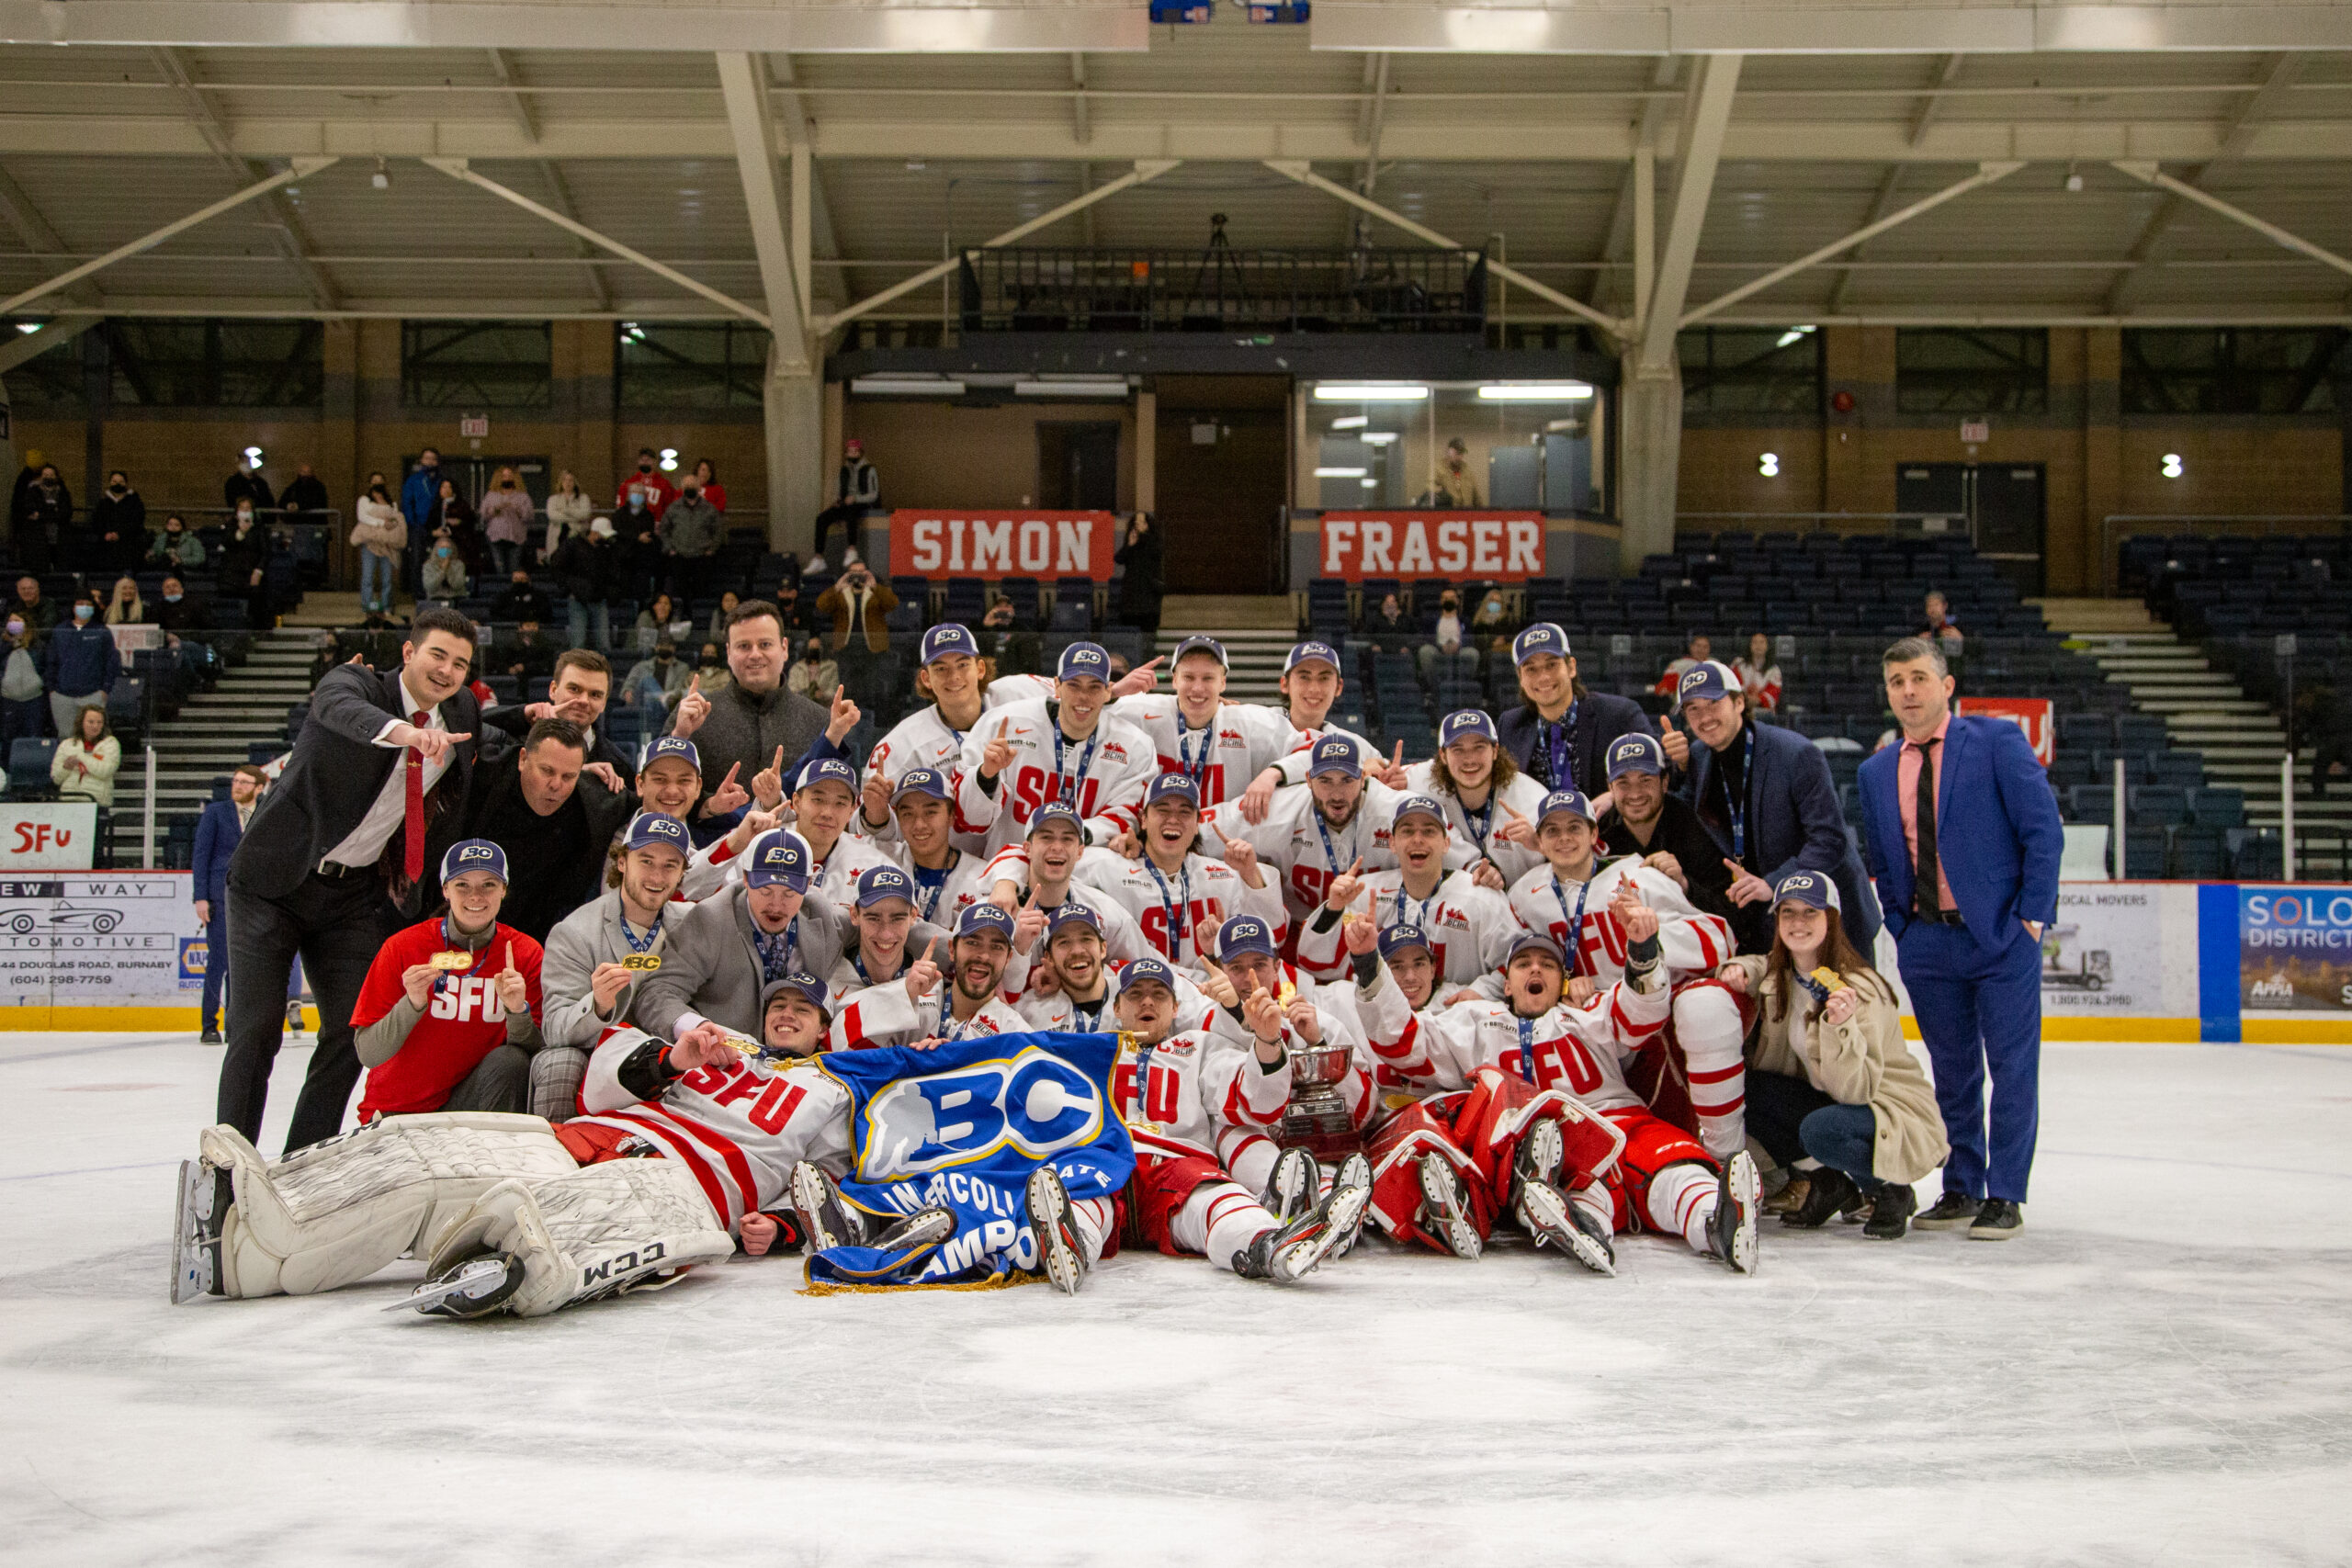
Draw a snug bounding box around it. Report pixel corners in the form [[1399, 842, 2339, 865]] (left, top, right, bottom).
[[1668, 660, 1882, 955], [192, 765, 267, 1044], [1859, 637, 2063, 1241]]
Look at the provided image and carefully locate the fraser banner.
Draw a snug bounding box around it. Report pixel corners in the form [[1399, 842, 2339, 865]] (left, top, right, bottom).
[[1317, 513, 1547, 582]]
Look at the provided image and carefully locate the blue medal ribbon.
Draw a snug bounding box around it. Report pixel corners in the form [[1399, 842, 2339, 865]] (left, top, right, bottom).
[[1514, 1013, 1538, 1085], [1392, 884, 1438, 931], [1552, 872, 1594, 976], [1048, 713, 1102, 811], [1144, 858, 1193, 960], [910, 854, 956, 924], [1543, 699, 1581, 792], [1175, 717, 1215, 795], [1721, 725, 1756, 863], [616, 906, 662, 954]]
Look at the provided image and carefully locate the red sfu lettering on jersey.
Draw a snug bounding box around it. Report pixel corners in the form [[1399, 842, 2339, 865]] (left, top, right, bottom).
[[1137, 897, 1225, 958], [1156, 757, 1227, 802], [1012, 766, 1103, 824], [1290, 863, 1334, 908], [1508, 1033, 1607, 1098], [1115, 1060, 1183, 1124]]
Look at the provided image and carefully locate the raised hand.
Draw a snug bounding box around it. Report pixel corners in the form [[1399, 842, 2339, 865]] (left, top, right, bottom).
[[906, 937, 947, 998], [989, 876, 1024, 913], [1822, 986, 1860, 1027], [1495, 803, 1534, 845], [672, 675, 709, 739], [1284, 995, 1322, 1044], [1374, 740, 1408, 788], [398, 725, 471, 763], [669, 1021, 743, 1073], [861, 771, 895, 829], [400, 961, 440, 1010], [1107, 829, 1143, 860], [1197, 954, 1239, 1010], [1643, 851, 1688, 890], [1566, 975, 1599, 1007], [1012, 891, 1047, 952], [703, 761, 750, 818], [589, 960, 634, 1015], [1613, 879, 1662, 944], [1723, 857, 1775, 907], [979, 717, 1015, 781], [826, 684, 861, 745], [524, 700, 556, 722], [752, 746, 789, 810], [724, 807, 780, 857], [1110, 657, 1161, 698], [1657, 715, 1690, 769], [1220, 835, 1263, 886], [1238, 767, 1280, 825], [1323, 856, 1365, 911], [1241, 983, 1286, 1045], [494, 941, 529, 1013], [1340, 911, 1377, 957], [1471, 860, 1507, 891]]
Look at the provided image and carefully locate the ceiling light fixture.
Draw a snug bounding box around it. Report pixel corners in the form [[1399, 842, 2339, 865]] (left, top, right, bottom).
[[1476, 383, 1593, 401], [1314, 384, 1430, 401]]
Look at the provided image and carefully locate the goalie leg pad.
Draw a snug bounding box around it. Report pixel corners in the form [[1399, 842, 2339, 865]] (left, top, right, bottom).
[[1363, 1098, 1484, 1255], [423, 1158, 734, 1318]]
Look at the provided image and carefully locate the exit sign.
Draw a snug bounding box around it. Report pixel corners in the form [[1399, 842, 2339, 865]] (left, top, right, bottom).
[[1960, 419, 1990, 443], [459, 415, 490, 438]]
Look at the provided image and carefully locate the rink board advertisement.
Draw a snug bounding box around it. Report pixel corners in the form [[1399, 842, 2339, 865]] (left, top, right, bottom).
[[0, 803, 101, 871], [2035, 884, 2183, 1025], [2238, 886, 2352, 1016], [0, 872, 204, 1025]]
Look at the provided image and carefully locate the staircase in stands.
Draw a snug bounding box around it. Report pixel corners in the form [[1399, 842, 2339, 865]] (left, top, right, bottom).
[[113, 627, 318, 863]]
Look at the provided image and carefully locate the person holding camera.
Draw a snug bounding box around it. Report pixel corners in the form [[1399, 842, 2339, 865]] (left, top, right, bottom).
[[817, 559, 898, 717]]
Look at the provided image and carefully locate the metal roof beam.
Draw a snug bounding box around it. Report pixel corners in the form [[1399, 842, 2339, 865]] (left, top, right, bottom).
[[1636, 51, 1740, 369], [2111, 159, 2352, 282], [0, 311, 99, 376], [1069, 53, 1091, 148], [484, 49, 539, 143], [716, 50, 808, 367], [0, 162, 100, 307]]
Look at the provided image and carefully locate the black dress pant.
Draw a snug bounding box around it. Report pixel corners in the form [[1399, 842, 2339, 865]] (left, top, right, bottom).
[[1744, 1066, 1837, 1171], [216, 866, 402, 1154]]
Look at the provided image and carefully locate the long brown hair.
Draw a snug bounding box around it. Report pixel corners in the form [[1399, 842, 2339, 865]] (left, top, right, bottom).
[[1428, 739, 1519, 799], [1763, 905, 1890, 1022]]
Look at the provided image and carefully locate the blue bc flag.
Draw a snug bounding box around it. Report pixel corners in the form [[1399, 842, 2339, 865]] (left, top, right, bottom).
[[808, 1032, 1134, 1288]]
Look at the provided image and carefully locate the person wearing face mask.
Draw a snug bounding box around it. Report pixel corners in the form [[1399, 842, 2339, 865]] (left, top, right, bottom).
[[786, 634, 838, 703], [617, 447, 677, 514], [153, 575, 215, 685], [216, 503, 269, 625], [400, 448, 447, 592], [1417, 588, 1470, 681], [9, 463, 72, 575], [421, 529, 469, 602], [621, 639, 691, 730], [1, 612, 45, 747], [42, 592, 122, 740], [93, 469, 146, 575], [658, 474, 724, 603], [479, 466, 534, 579], [280, 461, 330, 522], [692, 458, 728, 515], [351, 480, 406, 615], [1470, 582, 1515, 654], [224, 454, 275, 516], [148, 513, 207, 570]]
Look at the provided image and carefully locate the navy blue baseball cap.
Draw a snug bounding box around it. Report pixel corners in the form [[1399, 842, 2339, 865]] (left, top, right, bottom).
[[1538, 788, 1598, 826], [1216, 913, 1279, 961], [1027, 801, 1085, 837], [623, 812, 692, 856], [1392, 794, 1449, 830], [1120, 955, 1179, 996], [1606, 733, 1668, 780], [893, 766, 952, 803], [760, 971, 831, 1021], [639, 735, 700, 773], [1440, 709, 1498, 749], [1773, 869, 1842, 912], [743, 830, 810, 892], [1172, 634, 1227, 669], [920, 624, 981, 664], [956, 901, 1017, 942], [1507, 931, 1566, 968], [854, 864, 916, 908], [797, 756, 858, 795], [1046, 903, 1103, 940], [1306, 734, 1362, 779], [1057, 642, 1113, 683], [439, 838, 507, 886], [1511, 623, 1573, 666], [1378, 922, 1433, 960], [1285, 640, 1342, 675], [1146, 771, 1201, 809], [1677, 660, 1740, 705]]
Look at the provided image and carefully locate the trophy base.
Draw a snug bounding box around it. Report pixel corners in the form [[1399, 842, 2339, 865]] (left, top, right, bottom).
[[1273, 1112, 1363, 1161]]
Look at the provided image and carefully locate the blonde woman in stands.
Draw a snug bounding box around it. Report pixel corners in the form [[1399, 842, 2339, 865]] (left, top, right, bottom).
[[542, 470, 595, 562], [51, 703, 122, 807], [351, 479, 406, 615], [104, 575, 145, 626], [479, 466, 535, 579]]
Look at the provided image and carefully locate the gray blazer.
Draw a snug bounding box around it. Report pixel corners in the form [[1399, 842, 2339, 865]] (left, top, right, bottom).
[[540, 888, 676, 1049], [633, 884, 846, 1041]]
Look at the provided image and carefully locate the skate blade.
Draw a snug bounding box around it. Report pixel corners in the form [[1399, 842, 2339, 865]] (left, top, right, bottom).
[[170, 1160, 215, 1305], [385, 1256, 511, 1314], [1724, 1151, 1761, 1277], [1326, 1156, 1373, 1258], [1518, 1187, 1614, 1278]]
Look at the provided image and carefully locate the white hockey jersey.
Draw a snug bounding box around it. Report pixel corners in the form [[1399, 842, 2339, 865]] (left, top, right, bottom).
[[1399, 761, 1553, 884], [1013, 967, 1216, 1036], [1296, 867, 1520, 986], [1070, 845, 1288, 976], [575, 1024, 854, 1228], [1268, 719, 1382, 787], [1429, 971, 1673, 1113], [1114, 1029, 1293, 1165], [1110, 694, 1304, 810], [953, 699, 1158, 858], [865, 674, 1057, 790], [882, 845, 998, 931], [1504, 858, 1736, 984], [973, 848, 1158, 966], [1202, 779, 1471, 922], [828, 974, 1029, 1051], [797, 832, 901, 924]]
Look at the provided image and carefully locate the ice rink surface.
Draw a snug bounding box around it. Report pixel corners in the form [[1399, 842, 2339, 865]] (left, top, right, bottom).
[[4, 1032, 2350, 1567]]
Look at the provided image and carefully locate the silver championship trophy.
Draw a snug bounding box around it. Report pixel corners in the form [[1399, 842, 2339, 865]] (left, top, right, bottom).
[[1277, 1042, 1363, 1158]]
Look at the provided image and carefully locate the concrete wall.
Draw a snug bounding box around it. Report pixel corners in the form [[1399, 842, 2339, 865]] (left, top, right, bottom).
[[839, 400, 1138, 513]]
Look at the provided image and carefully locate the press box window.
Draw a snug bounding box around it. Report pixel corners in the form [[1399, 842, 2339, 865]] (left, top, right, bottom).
[[616, 321, 773, 411], [1894, 328, 2047, 415], [401, 321, 553, 410]]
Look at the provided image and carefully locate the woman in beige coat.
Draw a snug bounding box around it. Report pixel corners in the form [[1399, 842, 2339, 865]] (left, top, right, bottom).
[[1717, 868, 1948, 1240]]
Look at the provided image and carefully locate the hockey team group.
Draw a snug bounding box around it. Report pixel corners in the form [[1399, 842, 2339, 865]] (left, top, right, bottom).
[[175, 620, 1947, 1321]]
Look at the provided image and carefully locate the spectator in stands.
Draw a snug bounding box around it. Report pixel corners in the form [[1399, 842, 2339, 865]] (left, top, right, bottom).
[[659, 471, 725, 602], [1367, 592, 1414, 653], [1596, 732, 1746, 935], [478, 466, 534, 578], [43, 590, 119, 741], [1668, 660, 1881, 955], [492, 568, 553, 626], [12, 575, 56, 644], [669, 600, 829, 802], [192, 764, 267, 1043], [224, 455, 275, 515], [307, 629, 344, 689], [553, 515, 620, 651], [154, 575, 209, 650], [1497, 624, 1657, 801], [1428, 436, 1480, 506], [281, 461, 331, 522], [1918, 590, 1963, 650], [51, 702, 121, 807], [431, 478, 480, 570], [149, 513, 206, 571], [812, 437, 878, 572], [1469, 584, 1514, 654], [2, 610, 46, 745], [1417, 588, 1471, 680], [618, 447, 675, 514], [262, 529, 302, 623], [693, 458, 728, 513], [1114, 513, 1163, 639], [1657, 633, 1712, 697], [615, 487, 662, 600], [92, 469, 145, 574], [103, 575, 144, 626], [636, 592, 687, 654], [2306, 682, 2352, 799], [542, 469, 594, 562], [458, 717, 630, 943], [483, 648, 629, 778], [8, 447, 43, 517], [420, 529, 469, 602], [787, 634, 838, 704], [695, 640, 729, 694], [978, 595, 1040, 676], [817, 558, 897, 716], [351, 480, 405, 615], [774, 578, 812, 636], [704, 590, 742, 646], [217, 500, 267, 608], [10, 461, 71, 574], [500, 621, 560, 685], [1736, 631, 1783, 713], [399, 448, 447, 589], [621, 639, 690, 729]]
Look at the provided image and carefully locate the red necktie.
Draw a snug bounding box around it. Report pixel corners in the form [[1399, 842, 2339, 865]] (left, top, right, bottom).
[[403, 711, 427, 881]]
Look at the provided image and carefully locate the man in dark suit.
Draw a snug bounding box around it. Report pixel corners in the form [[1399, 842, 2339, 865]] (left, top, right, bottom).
[[1860, 637, 2063, 1241], [216, 606, 484, 1153], [1668, 660, 1882, 954], [1495, 622, 1659, 802], [192, 764, 268, 1044]]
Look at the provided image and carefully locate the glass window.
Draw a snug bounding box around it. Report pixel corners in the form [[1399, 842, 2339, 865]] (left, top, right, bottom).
[[1303, 380, 1604, 515], [616, 321, 772, 410], [401, 321, 552, 410], [1895, 328, 2047, 414], [0, 322, 87, 413], [106, 320, 323, 408], [1679, 326, 1822, 414], [2121, 327, 2346, 415]]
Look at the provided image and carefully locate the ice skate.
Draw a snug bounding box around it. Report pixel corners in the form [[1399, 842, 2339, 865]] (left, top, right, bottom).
[[1324, 1152, 1373, 1258], [1710, 1150, 1760, 1275], [1026, 1166, 1090, 1295], [1415, 1153, 1481, 1260], [1260, 1145, 1318, 1225], [170, 1159, 231, 1304], [1514, 1116, 1565, 1191], [1515, 1180, 1614, 1277], [284, 1000, 305, 1037], [392, 1254, 524, 1318], [1231, 1209, 1337, 1284], [789, 1161, 867, 1252], [871, 1206, 956, 1252]]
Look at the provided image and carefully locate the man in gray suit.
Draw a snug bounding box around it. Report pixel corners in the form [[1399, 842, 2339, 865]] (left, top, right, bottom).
[[532, 811, 694, 1120], [634, 829, 847, 1041]]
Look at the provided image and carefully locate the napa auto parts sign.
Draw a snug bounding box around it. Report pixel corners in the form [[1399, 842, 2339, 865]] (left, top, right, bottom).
[[1318, 513, 1546, 581], [891, 511, 1118, 581]]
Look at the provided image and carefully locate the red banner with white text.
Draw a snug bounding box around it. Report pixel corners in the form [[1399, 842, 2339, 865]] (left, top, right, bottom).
[[888, 510, 1119, 581], [1958, 696, 2054, 766], [1317, 512, 1546, 582]]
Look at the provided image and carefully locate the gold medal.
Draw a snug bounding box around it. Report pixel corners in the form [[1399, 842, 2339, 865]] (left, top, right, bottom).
[[1276, 978, 1297, 1009], [619, 953, 662, 972], [427, 950, 474, 973], [1808, 966, 1849, 995]]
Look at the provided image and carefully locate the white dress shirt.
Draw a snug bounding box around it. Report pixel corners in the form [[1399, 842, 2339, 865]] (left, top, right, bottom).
[[323, 675, 452, 870]]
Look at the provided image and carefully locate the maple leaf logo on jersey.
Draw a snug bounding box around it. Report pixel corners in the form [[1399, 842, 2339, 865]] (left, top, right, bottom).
[[1102, 743, 1130, 761], [1157, 1040, 1197, 1057], [1439, 909, 1470, 929], [1217, 728, 1242, 743]]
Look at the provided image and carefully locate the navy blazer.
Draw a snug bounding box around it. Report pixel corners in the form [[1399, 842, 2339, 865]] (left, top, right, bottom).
[[1679, 717, 1883, 950], [1497, 691, 1657, 801], [1858, 714, 2064, 946], [191, 797, 243, 908]]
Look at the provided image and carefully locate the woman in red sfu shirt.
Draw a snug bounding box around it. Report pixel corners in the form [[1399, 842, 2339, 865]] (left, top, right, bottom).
[[350, 839, 546, 1122]]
